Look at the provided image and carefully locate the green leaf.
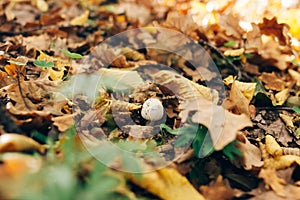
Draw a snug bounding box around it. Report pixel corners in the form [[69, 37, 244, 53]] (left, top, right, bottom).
[[224, 41, 237, 47], [34, 60, 54, 68], [192, 126, 214, 158], [293, 106, 300, 114], [63, 49, 83, 59], [222, 141, 243, 161]]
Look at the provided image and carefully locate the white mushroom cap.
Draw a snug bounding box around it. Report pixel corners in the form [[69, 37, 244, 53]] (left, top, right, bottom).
[[141, 98, 164, 121]]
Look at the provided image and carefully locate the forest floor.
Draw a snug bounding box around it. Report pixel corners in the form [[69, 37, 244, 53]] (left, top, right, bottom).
[[0, 0, 300, 199]]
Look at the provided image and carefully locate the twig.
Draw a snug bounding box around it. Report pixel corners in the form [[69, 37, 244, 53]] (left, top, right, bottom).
[[256, 107, 294, 111]]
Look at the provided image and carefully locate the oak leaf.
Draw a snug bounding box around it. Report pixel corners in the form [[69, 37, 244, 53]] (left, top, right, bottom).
[[179, 98, 252, 150]]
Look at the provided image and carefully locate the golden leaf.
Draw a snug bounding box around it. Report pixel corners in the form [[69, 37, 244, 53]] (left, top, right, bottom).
[[0, 134, 46, 154], [259, 168, 286, 197], [70, 10, 89, 26], [126, 167, 205, 200]]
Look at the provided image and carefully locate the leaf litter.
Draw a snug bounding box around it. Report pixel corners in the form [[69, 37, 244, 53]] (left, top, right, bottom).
[[0, 0, 300, 199]]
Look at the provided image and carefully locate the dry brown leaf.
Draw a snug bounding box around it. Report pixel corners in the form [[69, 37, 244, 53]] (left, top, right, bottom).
[[126, 167, 205, 200], [152, 70, 219, 104], [200, 175, 241, 200], [259, 72, 286, 91], [219, 14, 244, 39], [227, 79, 251, 116], [259, 36, 289, 70], [245, 23, 262, 53], [179, 98, 252, 150], [162, 11, 200, 40], [223, 76, 256, 101], [258, 168, 286, 197], [52, 114, 75, 132], [237, 134, 263, 170], [258, 18, 290, 46]]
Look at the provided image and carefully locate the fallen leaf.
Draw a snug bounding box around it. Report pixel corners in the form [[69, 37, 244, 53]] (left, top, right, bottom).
[[245, 23, 262, 53], [70, 10, 89, 26], [200, 175, 241, 200], [32, 0, 49, 12], [237, 134, 263, 170], [0, 134, 46, 154], [152, 70, 219, 104], [126, 167, 205, 200], [279, 113, 294, 128], [224, 76, 256, 101], [224, 48, 244, 57], [219, 14, 244, 39], [274, 89, 289, 106], [259, 17, 290, 46], [179, 98, 252, 150], [259, 168, 286, 197], [98, 68, 144, 92], [52, 114, 75, 132], [259, 72, 286, 91], [162, 11, 200, 40], [288, 69, 300, 87]]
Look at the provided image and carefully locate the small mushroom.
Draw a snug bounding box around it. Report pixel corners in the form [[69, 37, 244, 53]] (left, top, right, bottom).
[[141, 98, 164, 121]]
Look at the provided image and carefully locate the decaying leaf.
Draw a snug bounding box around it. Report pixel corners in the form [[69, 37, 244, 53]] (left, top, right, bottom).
[[179, 98, 252, 150], [126, 167, 205, 200]]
